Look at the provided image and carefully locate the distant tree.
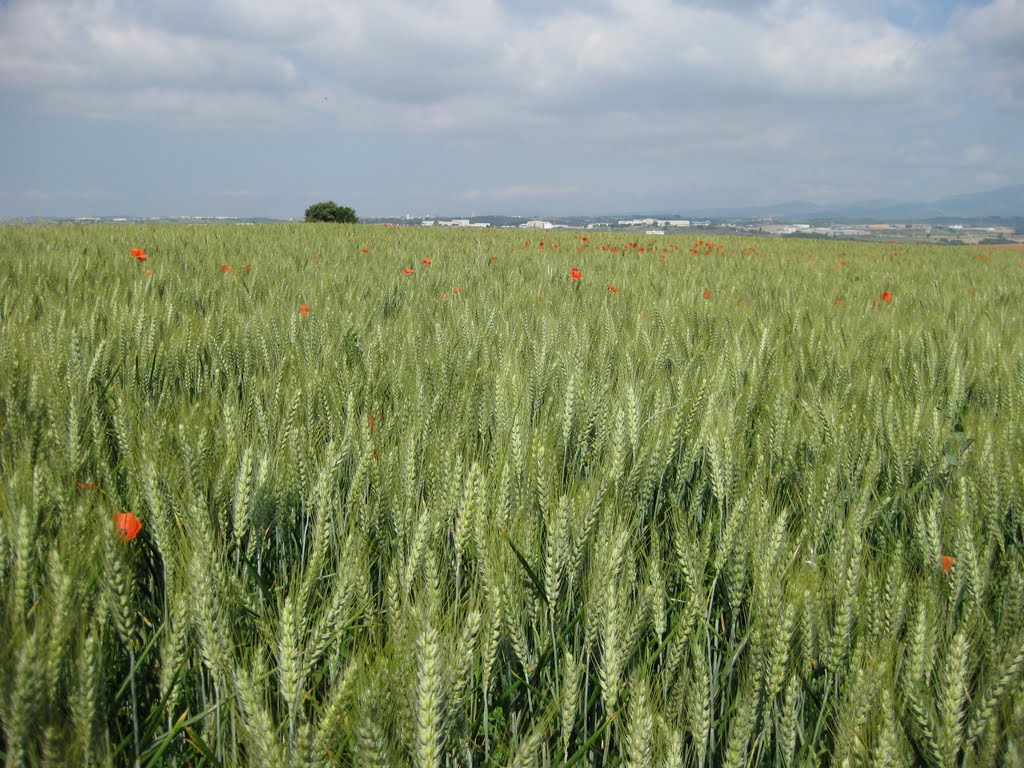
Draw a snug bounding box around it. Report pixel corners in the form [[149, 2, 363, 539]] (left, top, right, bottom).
[[305, 201, 358, 223]]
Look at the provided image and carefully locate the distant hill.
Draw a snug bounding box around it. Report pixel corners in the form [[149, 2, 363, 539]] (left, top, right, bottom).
[[695, 184, 1024, 221]]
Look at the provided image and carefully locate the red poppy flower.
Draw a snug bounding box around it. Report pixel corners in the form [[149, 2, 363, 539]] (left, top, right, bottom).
[[834, 298, 842, 306], [882, 291, 892, 302], [539, 242, 545, 247], [942, 555, 955, 574], [570, 267, 583, 281], [131, 248, 147, 263], [607, 284, 618, 293], [422, 258, 432, 265], [453, 286, 463, 294], [403, 267, 414, 275], [145, 269, 154, 277], [114, 512, 142, 542], [703, 290, 712, 299], [299, 303, 311, 317], [77, 481, 98, 491], [245, 264, 251, 272], [581, 236, 588, 242], [362, 248, 369, 253], [220, 265, 232, 273]]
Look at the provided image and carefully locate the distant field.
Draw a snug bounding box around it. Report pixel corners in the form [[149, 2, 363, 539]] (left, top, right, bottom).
[[1, 223, 1023, 766]]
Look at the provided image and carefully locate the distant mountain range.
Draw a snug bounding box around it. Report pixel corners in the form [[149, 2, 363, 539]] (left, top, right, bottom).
[[691, 184, 1024, 221]]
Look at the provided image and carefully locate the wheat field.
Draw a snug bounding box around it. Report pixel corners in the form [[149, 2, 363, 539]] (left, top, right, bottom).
[[1, 223, 1023, 766]]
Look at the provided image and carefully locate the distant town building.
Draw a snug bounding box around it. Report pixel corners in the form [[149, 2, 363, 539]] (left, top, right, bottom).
[[429, 219, 491, 228], [762, 224, 811, 235], [619, 218, 690, 227], [522, 220, 555, 229]]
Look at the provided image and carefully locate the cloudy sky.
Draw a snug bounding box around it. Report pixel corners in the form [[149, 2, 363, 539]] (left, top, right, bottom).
[[1, 0, 1022, 218]]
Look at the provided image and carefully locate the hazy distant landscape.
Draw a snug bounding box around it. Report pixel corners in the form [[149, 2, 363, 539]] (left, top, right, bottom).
[[12, 183, 1023, 248]]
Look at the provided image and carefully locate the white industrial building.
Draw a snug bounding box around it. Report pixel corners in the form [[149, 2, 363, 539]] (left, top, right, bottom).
[[619, 218, 690, 227]]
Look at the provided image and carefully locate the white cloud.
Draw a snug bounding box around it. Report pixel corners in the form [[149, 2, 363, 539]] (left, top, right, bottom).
[[490, 0, 926, 105], [954, 0, 1024, 108], [1, 0, 941, 127], [0, 3, 303, 128], [1, 0, 1020, 213], [961, 0, 1024, 48], [0, 0, 299, 122]]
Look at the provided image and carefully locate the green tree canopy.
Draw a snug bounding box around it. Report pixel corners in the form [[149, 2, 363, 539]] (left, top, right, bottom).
[[304, 201, 358, 223]]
